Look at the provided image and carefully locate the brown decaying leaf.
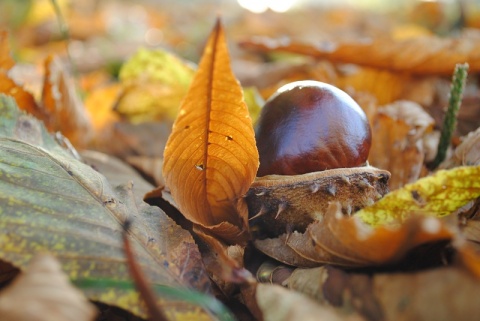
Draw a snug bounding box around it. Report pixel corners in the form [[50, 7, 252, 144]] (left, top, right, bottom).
[[81, 150, 159, 205], [369, 100, 434, 190], [240, 30, 480, 75], [256, 283, 365, 321], [193, 226, 254, 285], [285, 265, 480, 321], [42, 55, 93, 148], [254, 234, 319, 268], [81, 150, 213, 293], [0, 254, 97, 321], [146, 187, 255, 285], [256, 202, 453, 268], [162, 19, 259, 244]]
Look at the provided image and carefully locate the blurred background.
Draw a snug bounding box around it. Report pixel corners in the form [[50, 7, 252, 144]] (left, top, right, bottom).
[[1, 0, 479, 188], [1, 0, 479, 69]]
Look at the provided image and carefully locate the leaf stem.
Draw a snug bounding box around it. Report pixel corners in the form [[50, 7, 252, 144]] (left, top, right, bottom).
[[123, 220, 171, 321], [430, 63, 469, 170], [49, 0, 70, 41]]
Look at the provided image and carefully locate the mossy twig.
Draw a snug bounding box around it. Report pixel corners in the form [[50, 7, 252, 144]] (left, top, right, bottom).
[[430, 63, 469, 170]]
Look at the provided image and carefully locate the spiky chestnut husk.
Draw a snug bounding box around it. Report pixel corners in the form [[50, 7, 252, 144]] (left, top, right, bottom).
[[246, 167, 390, 237]]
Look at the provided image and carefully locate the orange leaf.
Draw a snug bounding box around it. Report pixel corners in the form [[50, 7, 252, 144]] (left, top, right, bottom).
[[162, 19, 259, 243], [42, 55, 93, 148], [0, 31, 43, 119], [309, 202, 453, 266], [0, 31, 14, 72]]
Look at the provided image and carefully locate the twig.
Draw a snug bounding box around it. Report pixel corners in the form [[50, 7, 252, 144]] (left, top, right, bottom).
[[49, 0, 78, 77], [49, 0, 70, 41], [123, 220, 171, 321], [430, 63, 469, 170]]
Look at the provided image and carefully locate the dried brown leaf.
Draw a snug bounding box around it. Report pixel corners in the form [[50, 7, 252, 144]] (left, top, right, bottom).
[[369, 100, 434, 189], [257, 202, 453, 268], [310, 203, 453, 266], [0, 254, 97, 321], [285, 265, 480, 321], [256, 283, 364, 321], [254, 234, 319, 268], [441, 126, 480, 169], [194, 226, 254, 284], [162, 20, 259, 243], [240, 30, 480, 75]]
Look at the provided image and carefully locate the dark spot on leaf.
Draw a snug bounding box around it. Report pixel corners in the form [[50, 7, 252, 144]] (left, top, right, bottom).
[[411, 190, 426, 206]]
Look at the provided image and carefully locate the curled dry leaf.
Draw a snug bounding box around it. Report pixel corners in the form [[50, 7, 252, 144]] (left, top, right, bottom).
[[357, 165, 480, 226], [193, 226, 254, 285], [240, 29, 480, 75], [441, 126, 480, 169], [161, 19, 259, 244], [0, 31, 43, 119], [254, 234, 320, 268], [369, 100, 435, 190], [42, 55, 93, 148], [0, 254, 97, 321], [255, 202, 452, 268]]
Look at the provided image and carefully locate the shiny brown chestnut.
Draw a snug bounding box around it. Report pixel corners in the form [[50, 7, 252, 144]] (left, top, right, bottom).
[[255, 80, 372, 176]]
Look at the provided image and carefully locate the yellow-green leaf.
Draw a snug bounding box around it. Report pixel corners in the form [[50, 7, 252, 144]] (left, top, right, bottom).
[[116, 48, 196, 122], [357, 166, 480, 226], [162, 20, 259, 243]]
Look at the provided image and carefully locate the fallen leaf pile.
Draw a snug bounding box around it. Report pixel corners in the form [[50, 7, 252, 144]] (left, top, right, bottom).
[[1, 1, 480, 320]]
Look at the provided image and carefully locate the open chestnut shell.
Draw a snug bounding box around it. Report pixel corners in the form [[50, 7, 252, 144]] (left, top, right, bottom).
[[247, 81, 389, 237]]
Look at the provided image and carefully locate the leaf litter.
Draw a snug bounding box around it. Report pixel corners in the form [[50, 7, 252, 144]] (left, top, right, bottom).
[[2, 2, 480, 320]]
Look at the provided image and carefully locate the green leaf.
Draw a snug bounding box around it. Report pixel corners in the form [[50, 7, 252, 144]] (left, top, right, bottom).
[[357, 166, 480, 226], [0, 94, 217, 320]]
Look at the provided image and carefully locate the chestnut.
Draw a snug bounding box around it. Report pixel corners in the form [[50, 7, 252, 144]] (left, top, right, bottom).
[[255, 80, 372, 176]]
